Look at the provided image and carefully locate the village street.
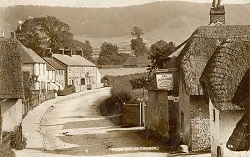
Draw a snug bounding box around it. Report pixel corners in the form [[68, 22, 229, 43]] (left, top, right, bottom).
[[14, 87, 209, 157]]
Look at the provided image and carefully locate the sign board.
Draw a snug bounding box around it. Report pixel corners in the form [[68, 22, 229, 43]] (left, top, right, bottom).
[[156, 72, 174, 90]]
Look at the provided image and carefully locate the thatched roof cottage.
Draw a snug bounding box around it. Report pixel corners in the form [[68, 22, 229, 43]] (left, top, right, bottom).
[[0, 37, 24, 148], [201, 39, 250, 157], [177, 0, 250, 152]]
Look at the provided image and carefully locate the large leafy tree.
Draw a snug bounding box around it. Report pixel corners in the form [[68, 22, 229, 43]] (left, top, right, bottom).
[[16, 16, 74, 56], [98, 42, 128, 65], [148, 40, 175, 71], [130, 26, 148, 56]]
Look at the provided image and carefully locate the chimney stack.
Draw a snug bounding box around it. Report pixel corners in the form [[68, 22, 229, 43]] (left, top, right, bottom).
[[59, 48, 64, 55], [76, 49, 84, 57], [46, 48, 53, 58], [210, 0, 225, 24], [64, 49, 72, 57], [0, 29, 4, 38], [10, 32, 16, 39]]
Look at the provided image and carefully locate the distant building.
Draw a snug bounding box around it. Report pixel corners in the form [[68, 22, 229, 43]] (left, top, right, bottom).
[[52, 49, 102, 91], [44, 57, 66, 90], [123, 55, 151, 67], [0, 37, 24, 148]]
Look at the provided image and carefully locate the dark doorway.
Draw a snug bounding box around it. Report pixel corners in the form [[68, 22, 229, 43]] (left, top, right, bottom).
[[168, 101, 179, 145], [81, 78, 86, 85]]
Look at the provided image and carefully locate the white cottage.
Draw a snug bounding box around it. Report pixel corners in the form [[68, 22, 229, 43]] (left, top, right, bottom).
[[21, 46, 48, 92]]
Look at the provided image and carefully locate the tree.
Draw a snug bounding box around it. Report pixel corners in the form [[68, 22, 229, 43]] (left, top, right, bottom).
[[97, 42, 129, 65], [130, 26, 148, 56], [148, 40, 175, 71], [73, 39, 93, 60], [131, 26, 144, 39], [16, 16, 74, 56]]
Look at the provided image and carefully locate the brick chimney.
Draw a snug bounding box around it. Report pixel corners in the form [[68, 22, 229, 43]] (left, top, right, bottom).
[[76, 49, 84, 57], [46, 48, 53, 58], [59, 48, 64, 55], [0, 29, 4, 38], [210, 0, 225, 24], [64, 49, 72, 57], [10, 32, 16, 39]]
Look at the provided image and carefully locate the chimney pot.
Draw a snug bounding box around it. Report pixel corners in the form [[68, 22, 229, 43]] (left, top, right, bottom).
[[46, 48, 53, 58], [59, 48, 64, 55], [0, 29, 4, 38], [10, 32, 16, 39]]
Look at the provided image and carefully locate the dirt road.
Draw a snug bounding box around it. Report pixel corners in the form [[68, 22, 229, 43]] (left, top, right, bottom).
[[15, 88, 209, 157]]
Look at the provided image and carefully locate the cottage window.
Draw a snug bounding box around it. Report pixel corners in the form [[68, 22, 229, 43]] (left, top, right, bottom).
[[213, 109, 216, 122]]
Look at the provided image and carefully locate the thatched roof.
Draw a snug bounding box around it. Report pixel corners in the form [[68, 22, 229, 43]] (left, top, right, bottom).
[[179, 25, 250, 95], [0, 38, 24, 99], [226, 108, 250, 151], [201, 39, 250, 110]]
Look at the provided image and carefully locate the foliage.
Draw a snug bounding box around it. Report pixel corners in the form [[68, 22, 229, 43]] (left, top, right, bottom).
[[0, 150, 15, 157], [131, 26, 144, 39], [130, 76, 149, 90], [16, 16, 74, 56], [97, 42, 129, 65], [10, 125, 27, 150], [73, 39, 94, 60], [22, 71, 34, 99], [148, 40, 175, 71], [130, 27, 148, 56]]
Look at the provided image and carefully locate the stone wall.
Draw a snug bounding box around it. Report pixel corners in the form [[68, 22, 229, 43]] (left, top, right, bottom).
[[190, 95, 210, 151], [145, 90, 169, 140], [178, 78, 191, 145]]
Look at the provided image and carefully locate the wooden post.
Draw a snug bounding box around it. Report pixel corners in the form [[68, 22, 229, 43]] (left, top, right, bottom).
[[0, 105, 2, 148]]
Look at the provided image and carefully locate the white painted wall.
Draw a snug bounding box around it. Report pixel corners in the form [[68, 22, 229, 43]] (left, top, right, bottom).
[[210, 100, 249, 157], [1, 99, 22, 132]]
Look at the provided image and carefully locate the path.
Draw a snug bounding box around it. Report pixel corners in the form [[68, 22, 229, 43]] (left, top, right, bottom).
[[15, 87, 209, 157]]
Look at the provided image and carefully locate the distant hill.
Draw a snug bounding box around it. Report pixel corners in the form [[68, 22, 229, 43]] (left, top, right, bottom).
[[1, 1, 250, 47]]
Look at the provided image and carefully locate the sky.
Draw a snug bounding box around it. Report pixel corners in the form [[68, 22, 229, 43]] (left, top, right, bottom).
[[1, 0, 250, 8]]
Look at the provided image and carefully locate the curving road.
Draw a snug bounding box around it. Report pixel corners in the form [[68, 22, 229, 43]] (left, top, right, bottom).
[[15, 88, 171, 157]]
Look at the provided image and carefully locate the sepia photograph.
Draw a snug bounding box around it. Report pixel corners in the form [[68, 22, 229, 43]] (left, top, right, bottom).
[[0, 0, 249, 157]]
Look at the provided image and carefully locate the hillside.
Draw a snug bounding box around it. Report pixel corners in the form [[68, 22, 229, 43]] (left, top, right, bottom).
[[1, 1, 250, 47]]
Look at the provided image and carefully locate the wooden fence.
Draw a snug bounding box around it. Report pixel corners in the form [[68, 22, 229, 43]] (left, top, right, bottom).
[[22, 91, 56, 118]]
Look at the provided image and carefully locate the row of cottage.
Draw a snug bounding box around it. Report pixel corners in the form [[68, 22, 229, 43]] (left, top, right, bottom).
[[23, 46, 102, 92], [0, 32, 103, 150], [144, 1, 249, 157]]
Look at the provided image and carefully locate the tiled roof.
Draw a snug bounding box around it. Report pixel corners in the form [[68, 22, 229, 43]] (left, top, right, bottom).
[[123, 55, 150, 67], [43, 57, 65, 70], [0, 38, 24, 99], [46, 63, 55, 71], [71, 55, 96, 67], [21, 45, 46, 64], [53, 54, 79, 66]]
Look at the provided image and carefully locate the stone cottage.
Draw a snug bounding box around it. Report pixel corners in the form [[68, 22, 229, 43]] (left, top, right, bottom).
[[201, 39, 250, 157], [177, 0, 250, 151], [0, 37, 25, 149]]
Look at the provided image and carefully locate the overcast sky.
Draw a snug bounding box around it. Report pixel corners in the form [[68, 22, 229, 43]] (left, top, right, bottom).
[[1, 0, 250, 8]]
